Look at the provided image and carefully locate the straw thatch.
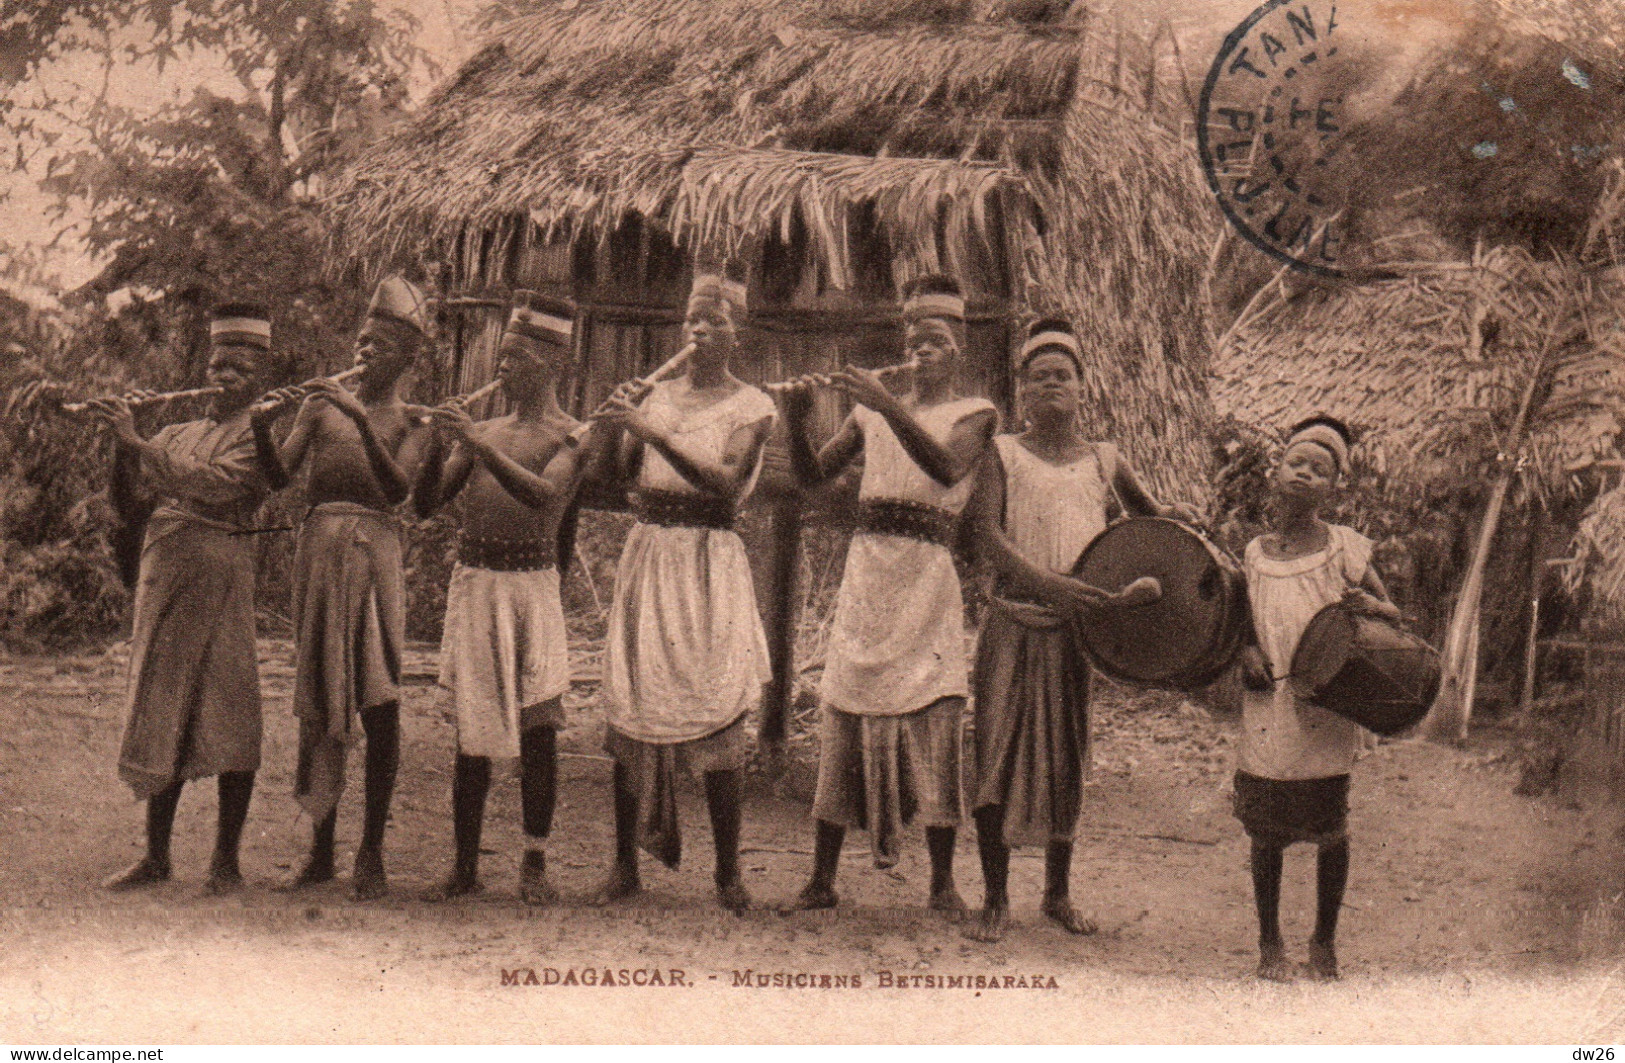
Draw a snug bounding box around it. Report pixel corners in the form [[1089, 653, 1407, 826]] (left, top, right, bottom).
[[1213, 245, 1625, 499], [329, 0, 1217, 497]]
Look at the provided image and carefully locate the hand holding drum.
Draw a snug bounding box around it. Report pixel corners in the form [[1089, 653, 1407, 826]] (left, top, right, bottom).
[[1069, 516, 1250, 692]]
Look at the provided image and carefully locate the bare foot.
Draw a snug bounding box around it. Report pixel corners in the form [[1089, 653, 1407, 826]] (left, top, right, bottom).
[[591, 860, 641, 906], [784, 881, 838, 911], [1041, 894, 1098, 935], [928, 885, 968, 917], [282, 852, 336, 891], [716, 878, 753, 912], [103, 857, 170, 891], [964, 907, 1008, 943], [420, 872, 480, 903], [202, 861, 243, 897], [519, 853, 557, 907], [1305, 939, 1340, 980], [351, 849, 387, 901], [1257, 941, 1294, 982]]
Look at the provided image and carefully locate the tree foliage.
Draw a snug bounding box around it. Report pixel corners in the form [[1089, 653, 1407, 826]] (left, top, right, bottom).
[[2, 0, 433, 379], [0, 1, 434, 648]]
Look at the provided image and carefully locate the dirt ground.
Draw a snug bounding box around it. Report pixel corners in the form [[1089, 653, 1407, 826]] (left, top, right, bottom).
[[5, 640, 1625, 1044]]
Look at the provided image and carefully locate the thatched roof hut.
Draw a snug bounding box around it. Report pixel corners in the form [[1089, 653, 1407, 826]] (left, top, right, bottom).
[[1212, 246, 1622, 497], [329, 0, 1217, 499]]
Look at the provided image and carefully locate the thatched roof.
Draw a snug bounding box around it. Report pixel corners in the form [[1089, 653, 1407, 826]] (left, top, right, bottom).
[[1212, 245, 1625, 497], [331, 0, 1181, 266]]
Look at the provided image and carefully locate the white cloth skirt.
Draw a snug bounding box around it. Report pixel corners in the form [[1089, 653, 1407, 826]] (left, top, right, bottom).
[[822, 534, 969, 717], [437, 563, 570, 759], [603, 522, 770, 744]]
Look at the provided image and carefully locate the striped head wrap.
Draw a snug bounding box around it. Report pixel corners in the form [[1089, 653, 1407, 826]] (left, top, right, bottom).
[[1287, 419, 1350, 472], [688, 273, 747, 319], [901, 274, 967, 324], [1019, 318, 1083, 374], [209, 303, 272, 350], [506, 292, 573, 347], [367, 275, 431, 336]]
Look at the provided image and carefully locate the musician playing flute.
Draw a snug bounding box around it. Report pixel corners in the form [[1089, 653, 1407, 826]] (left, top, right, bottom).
[[963, 318, 1197, 944], [90, 303, 283, 894], [588, 271, 776, 912], [249, 275, 434, 900], [413, 297, 588, 905], [781, 274, 996, 913], [1235, 416, 1399, 981]]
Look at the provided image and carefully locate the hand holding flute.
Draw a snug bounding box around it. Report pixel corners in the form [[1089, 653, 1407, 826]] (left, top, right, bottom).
[[247, 364, 368, 423], [568, 341, 698, 444], [419, 377, 505, 438]]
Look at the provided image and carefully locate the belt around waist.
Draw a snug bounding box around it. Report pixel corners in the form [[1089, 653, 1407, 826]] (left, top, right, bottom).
[[857, 498, 957, 549], [633, 489, 736, 531], [457, 534, 558, 572]]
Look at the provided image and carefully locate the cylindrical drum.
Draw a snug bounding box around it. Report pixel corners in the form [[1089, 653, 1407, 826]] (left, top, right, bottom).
[[1072, 517, 1249, 692], [1289, 603, 1442, 736]]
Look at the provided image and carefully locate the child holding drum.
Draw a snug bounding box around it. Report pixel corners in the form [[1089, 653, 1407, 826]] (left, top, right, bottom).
[[1235, 416, 1400, 982]]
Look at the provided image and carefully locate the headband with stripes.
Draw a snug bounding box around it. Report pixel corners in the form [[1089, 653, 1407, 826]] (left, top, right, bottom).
[[506, 305, 573, 346], [210, 316, 271, 349], [903, 291, 966, 322], [1020, 330, 1081, 364], [1287, 423, 1349, 472], [689, 274, 747, 315]]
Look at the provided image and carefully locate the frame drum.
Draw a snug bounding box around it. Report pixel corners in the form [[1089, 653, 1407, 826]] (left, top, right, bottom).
[[1289, 604, 1442, 736], [1072, 517, 1249, 691]]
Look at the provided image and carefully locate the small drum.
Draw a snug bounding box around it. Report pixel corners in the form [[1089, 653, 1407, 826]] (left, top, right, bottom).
[[1289, 604, 1442, 736], [1072, 517, 1249, 692]]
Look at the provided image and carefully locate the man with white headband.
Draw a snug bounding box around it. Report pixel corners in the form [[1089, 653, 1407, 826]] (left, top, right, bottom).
[[589, 269, 776, 912], [89, 301, 285, 894], [780, 272, 996, 913], [251, 274, 435, 900], [963, 316, 1197, 943], [1233, 414, 1400, 981], [415, 293, 590, 906]]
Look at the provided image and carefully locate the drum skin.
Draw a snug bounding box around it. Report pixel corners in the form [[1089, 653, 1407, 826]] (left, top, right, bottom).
[[1289, 604, 1442, 736], [1072, 517, 1249, 692]]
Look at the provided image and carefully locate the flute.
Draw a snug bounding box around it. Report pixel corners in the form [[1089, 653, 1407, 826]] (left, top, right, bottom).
[[414, 376, 505, 425], [251, 364, 369, 414], [567, 342, 698, 442], [59, 385, 224, 415], [763, 357, 921, 394]]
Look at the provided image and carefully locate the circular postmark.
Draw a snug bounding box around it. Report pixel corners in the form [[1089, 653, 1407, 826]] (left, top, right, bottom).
[[1197, 0, 1357, 277]]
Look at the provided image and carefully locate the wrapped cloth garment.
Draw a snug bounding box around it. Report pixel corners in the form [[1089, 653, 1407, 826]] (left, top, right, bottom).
[[601, 379, 776, 866], [1238, 524, 1373, 782], [603, 715, 751, 868], [437, 561, 570, 760], [117, 414, 268, 798], [971, 597, 1090, 846], [291, 501, 405, 818], [810, 697, 966, 868], [1232, 770, 1350, 846], [968, 435, 1115, 846]]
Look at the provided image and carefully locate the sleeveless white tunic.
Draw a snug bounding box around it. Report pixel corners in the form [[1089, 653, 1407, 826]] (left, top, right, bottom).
[[602, 380, 777, 744], [1239, 524, 1372, 780], [822, 396, 996, 717]]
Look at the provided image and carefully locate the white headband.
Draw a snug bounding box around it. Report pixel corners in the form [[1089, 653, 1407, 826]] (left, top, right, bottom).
[[1287, 423, 1349, 471], [1020, 330, 1081, 364], [903, 291, 966, 321], [210, 317, 271, 347], [507, 306, 572, 345], [690, 274, 747, 314]]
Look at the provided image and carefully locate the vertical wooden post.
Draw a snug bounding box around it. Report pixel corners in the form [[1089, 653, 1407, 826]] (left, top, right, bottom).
[[759, 494, 804, 750]]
